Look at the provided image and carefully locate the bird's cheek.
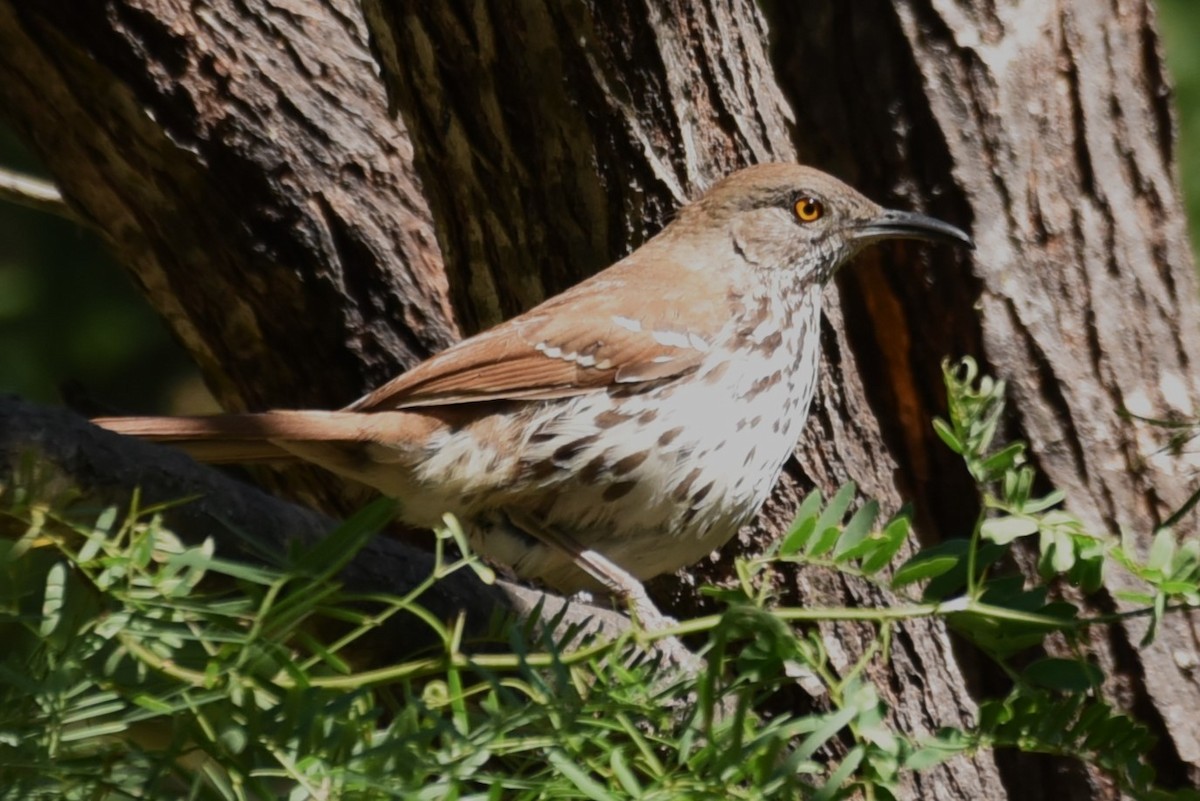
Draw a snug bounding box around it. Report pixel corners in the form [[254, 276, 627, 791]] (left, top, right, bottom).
[[730, 214, 793, 268]]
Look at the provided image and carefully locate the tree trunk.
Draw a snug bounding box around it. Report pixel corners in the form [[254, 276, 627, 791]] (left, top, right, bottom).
[[1, 1, 1197, 797], [0, 0, 455, 513]]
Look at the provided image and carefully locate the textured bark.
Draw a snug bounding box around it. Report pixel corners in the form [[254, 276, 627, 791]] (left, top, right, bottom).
[[0, 0, 455, 408], [363, 0, 794, 331], [1, 0, 1198, 798], [0, 0, 456, 513], [365, 2, 999, 797], [766, 3, 1200, 796]]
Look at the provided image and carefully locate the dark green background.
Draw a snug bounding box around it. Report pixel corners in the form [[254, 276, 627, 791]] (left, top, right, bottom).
[[0, 127, 200, 412], [2, 3, 1198, 413]]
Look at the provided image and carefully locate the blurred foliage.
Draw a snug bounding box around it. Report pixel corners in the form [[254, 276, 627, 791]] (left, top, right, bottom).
[[0, 4, 1198, 411], [1160, 0, 1200, 259], [0, 130, 197, 413]]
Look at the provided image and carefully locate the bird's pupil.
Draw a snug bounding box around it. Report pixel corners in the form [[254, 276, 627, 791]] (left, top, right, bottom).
[[792, 195, 823, 222]]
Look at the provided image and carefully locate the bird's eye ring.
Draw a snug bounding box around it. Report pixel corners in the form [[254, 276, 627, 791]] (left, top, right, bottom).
[[793, 196, 824, 223]]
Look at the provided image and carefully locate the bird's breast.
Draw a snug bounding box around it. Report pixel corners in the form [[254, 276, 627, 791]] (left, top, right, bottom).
[[388, 291, 825, 585], [509, 292, 823, 549]]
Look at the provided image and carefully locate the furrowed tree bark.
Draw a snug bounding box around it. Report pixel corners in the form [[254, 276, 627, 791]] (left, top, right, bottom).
[[363, 2, 995, 798], [1, 1, 1198, 799], [764, 3, 1200, 796], [0, 0, 455, 513]]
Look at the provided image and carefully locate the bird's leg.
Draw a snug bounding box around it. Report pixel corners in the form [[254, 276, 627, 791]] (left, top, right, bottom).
[[503, 509, 675, 631]]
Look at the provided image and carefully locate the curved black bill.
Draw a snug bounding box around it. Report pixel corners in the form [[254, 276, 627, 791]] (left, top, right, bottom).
[[851, 209, 974, 250]]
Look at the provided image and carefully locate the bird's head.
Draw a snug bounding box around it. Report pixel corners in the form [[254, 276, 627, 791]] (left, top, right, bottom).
[[680, 163, 973, 293]]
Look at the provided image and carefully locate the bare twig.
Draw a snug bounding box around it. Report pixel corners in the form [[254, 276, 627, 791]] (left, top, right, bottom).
[[0, 165, 77, 222]]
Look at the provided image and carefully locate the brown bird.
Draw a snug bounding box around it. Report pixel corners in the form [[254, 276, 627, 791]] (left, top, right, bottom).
[[95, 164, 971, 595]]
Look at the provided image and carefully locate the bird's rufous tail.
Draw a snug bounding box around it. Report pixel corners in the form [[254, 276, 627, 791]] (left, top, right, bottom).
[[91, 410, 435, 464]]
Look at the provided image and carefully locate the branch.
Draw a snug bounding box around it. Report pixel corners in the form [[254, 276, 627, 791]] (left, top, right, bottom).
[[0, 165, 76, 222], [0, 396, 638, 667]]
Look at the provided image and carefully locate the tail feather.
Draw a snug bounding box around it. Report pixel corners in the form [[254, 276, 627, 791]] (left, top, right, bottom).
[[93, 411, 367, 441], [91, 410, 435, 465]]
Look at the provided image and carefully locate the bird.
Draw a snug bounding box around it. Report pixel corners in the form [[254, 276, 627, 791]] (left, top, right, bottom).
[[94, 163, 972, 596]]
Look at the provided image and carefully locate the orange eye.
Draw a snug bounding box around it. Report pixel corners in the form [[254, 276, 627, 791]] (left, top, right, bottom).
[[794, 196, 824, 223]]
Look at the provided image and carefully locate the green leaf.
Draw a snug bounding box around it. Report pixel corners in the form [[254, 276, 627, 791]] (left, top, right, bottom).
[[290, 497, 396, 581], [130, 528, 156, 569], [922, 541, 1006, 601], [1072, 555, 1106, 594], [792, 705, 858, 764], [812, 744, 864, 801], [932, 418, 963, 454], [1023, 489, 1066, 514], [60, 693, 124, 725], [806, 483, 857, 557], [1113, 589, 1155, 605], [1169, 538, 1200, 583], [39, 561, 67, 638], [905, 729, 972, 771], [807, 525, 842, 558], [980, 442, 1025, 478], [609, 748, 642, 797], [1011, 467, 1034, 505], [1147, 529, 1177, 573], [548, 749, 616, 801], [976, 699, 1012, 732], [1141, 592, 1167, 646], [131, 694, 176, 715], [60, 720, 129, 742], [1160, 579, 1198, 596], [92, 504, 120, 534], [780, 490, 824, 554], [815, 483, 857, 536], [891, 553, 959, 590], [781, 517, 818, 557], [78, 507, 118, 563], [1065, 701, 1114, 740], [1022, 658, 1103, 691], [170, 549, 278, 585], [981, 515, 1039, 544], [1050, 530, 1077, 574], [860, 517, 910, 575], [834, 501, 879, 560]]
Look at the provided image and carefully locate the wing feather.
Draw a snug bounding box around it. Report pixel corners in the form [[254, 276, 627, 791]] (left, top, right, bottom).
[[349, 251, 730, 412]]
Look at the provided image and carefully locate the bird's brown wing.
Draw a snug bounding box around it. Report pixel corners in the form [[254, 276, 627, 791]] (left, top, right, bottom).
[[349, 255, 728, 412]]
